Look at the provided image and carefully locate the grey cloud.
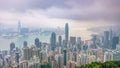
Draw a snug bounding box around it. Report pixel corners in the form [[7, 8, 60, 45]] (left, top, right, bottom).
[[0, 0, 120, 23]]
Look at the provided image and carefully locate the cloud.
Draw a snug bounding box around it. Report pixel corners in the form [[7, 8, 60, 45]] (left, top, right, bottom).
[[0, 0, 120, 25]]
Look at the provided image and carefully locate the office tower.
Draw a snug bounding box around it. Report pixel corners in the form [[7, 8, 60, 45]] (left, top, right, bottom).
[[65, 23, 69, 47], [58, 35, 62, 47], [10, 42, 15, 51], [19, 60, 28, 68], [15, 52, 19, 63], [18, 21, 21, 34], [70, 36, 76, 46], [112, 36, 119, 49], [104, 52, 113, 62], [35, 38, 41, 48], [103, 31, 110, 48], [109, 27, 113, 49], [76, 37, 82, 50], [23, 41, 28, 48], [50, 32, 56, 51], [63, 49, 67, 65], [66, 61, 76, 68], [91, 35, 97, 49]]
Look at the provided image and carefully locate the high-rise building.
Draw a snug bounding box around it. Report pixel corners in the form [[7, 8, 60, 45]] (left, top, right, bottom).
[[109, 27, 113, 49], [70, 36, 76, 46], [35, 38, 41, 48], [65, 23, 69, 47], [18, 21, 21, 34], [10, 42, 15, 51], [76, 37, 82, 50], [103, 31, 110, 48], [23, 41, 28, 48], [63, 49, 67, 66], [112, 36, 119, 49], [15, 52, 19, 63], [50, 32, 56, 51], [58, 35, 62, 47]]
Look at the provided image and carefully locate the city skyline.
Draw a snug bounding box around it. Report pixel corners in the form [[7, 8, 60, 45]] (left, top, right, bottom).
[[0, 0, 120, 68]]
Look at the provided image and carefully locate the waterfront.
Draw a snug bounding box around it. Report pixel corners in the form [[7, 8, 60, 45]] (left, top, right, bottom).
[[0, 29, 94, 50]]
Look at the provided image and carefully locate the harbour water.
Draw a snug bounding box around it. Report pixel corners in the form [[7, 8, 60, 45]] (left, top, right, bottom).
[[0, 29, 95, 50]]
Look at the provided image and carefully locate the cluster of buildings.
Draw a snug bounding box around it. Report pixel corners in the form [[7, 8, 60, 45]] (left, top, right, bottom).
[[0, 23, 120, 68]]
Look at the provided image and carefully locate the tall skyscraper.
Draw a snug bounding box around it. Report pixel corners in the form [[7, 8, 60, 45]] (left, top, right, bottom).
[[58, 35, 62, 47], [15, 52, 19, 63], [63, 49, 67, 66], [10, 42, 15, 51], [65, 23, 69, 47], [50, 32, 56, 51], [109, 27, 113, 49], [35, 38, 41, 48], [103, 31, 110, 48], [23, 41, 28, 48], [112, 36, 119, 49], [18, 21, 21, 34]]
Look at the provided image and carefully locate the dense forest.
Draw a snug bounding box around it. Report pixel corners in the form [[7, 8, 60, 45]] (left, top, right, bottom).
[[76, 61, 120, 68]]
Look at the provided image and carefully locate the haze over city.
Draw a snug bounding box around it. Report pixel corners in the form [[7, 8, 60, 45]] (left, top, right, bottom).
[[0, 0, 120, 68]]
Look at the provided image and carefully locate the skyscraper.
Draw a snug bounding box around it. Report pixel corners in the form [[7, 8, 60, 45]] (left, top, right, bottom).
[[109, 27, 113, 49], [112, 36, 119, 49], [18, 21, 21, 34], [35, 38, 41, 48], [10, 42, 15, 51], [58, 35, 62, 47], [65, 23, 69, 47], [63, 49, 67, 66], [103, 31, 110, 48], [23, 41, 28, 48], [15, 52, 19, 63], [50, 32, 56, 51]]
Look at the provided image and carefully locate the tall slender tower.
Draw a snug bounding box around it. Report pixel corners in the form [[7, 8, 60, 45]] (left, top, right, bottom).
[[18, 21, 21, 34], [58, 35, 62, 47], [65, 23, 69, 47], [109, 27, 113, 49], [50, 32, 56, 51]]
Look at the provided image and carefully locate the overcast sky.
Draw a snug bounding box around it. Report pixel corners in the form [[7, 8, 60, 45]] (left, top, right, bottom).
[[0, 0, 120, 28]]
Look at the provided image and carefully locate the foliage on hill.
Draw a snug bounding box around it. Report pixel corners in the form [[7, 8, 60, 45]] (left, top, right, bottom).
[[75, 61, 120, 68]]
